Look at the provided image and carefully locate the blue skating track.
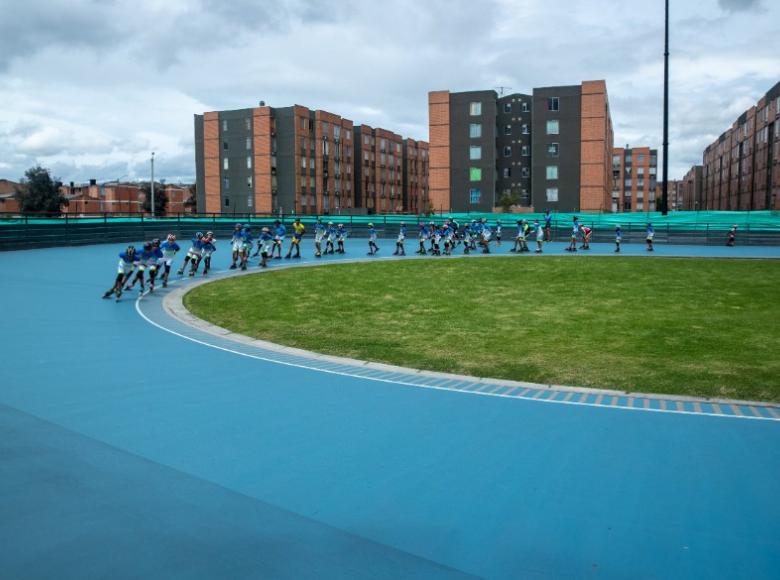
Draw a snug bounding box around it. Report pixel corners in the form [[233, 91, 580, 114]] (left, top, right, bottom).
[[1, 239, 779, 579]]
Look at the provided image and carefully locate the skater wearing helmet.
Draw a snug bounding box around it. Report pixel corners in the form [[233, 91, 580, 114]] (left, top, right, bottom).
[[159, 233, 180, 287], [229, 223, 243, 269], [102, 245, 138, 301], [393, 222, 407, 256], [367, 223, 379, 255]]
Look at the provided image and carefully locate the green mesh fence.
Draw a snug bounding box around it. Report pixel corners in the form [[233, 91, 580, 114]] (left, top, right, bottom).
[[2, 211, 779, 231]]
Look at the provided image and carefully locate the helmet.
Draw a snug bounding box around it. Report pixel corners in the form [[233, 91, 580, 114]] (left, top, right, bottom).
[[143, 242, 152, 251], [166, 233, 176, 242], [368, 222, 374, 227], [338, 223, 344, 227], [400, 222, 406, 226], [429, 221, 435, 225], [262, 226, 270, 233], [517, 220, 522, 224], [480, 217, 486, 222], [328, 221, 334, 225], [496, 220, 501, 224], [126, 245, 136, 254], [152, 238, 160, 246], [234, 223, 242, 229], [206, 231, 213, 237], [195, 231, 204, 238]]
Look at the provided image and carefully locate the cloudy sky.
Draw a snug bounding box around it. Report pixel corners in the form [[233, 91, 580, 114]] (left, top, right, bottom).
[[0, 0, 777, 185]]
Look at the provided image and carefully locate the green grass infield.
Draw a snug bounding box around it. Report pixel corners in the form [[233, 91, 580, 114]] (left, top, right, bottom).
[[184, 257, 780, 402]]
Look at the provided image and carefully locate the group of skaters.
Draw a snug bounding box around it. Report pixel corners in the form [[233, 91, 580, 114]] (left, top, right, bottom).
[[102, 213, 741, 301], [102, 231, 216, 301]]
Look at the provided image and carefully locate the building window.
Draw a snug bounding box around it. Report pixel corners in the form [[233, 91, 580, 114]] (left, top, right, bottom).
[[504, 124, 512, 135], [247, 176, 252, 189], [247, 156, 252, 169], [245, 118, 251, 131], [223, 158, 229, 170], [246, 137, 251, 150], [547, 143, 560, 157], [223, 141, 228, 151], [469, 188, 481, 204], [503, 146, 512, 157], [547, 97, 560, 111], [224, 197, 230, 206], [521, 101, 529, 112], [470, 146, 482, 160], [521, 167, 530, 178], [546, 120, 560, 135], [546, 165, 558, 180], [469, 102, 482, 116], [301, 157, 306, 168], [502, 167, 511, 178], [222, 119, 228, 131], [612, 154, 620, 165], [546, 188, 558, 202], [247, 195, 253, 207], [521, 145, 529, 156], [504, 102, 511, 113], [469, 123, 482, 138], [469, 167, 482, 181], [521, 124, 529, 134], [223, 177, 230, 190], [637, 154, 645, 162]]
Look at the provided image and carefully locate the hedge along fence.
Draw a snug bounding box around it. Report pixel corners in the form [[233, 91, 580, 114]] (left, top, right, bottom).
[[1, 211, 780, 251]]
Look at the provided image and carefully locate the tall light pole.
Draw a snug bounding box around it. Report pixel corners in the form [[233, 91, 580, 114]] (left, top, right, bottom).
[[150, 152, 155, 217], [661, 0, 670, 215]]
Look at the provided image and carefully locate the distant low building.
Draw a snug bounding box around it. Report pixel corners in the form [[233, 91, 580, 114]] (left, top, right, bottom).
[[60, 180, 194, 215], [0, 179, 22, 213]]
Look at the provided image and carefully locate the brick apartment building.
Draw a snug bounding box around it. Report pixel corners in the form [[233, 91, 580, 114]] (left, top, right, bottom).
[[677, 165, 704, 211], [429, 80, 613, 213], [353, 126, 403, 214], [194, 104, 429, 215], [702, 81, 780, 210], [404, 139, 429, 214], [611, 146, 658, 212], [666, 180, 682, 211]]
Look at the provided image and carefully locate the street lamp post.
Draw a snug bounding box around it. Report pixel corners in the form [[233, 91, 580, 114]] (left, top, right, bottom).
[[150, 152, 155, 217], [661, 0, 670, 216]]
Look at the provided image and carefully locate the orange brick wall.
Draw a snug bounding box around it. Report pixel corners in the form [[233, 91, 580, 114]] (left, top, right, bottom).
[[203, 112, 221, 213], [579, 81, 613, 211], [252, 107, 273, 213], [428, 91, 450, 212]]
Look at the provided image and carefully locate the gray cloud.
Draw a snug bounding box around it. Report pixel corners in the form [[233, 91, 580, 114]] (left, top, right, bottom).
[[718, 0, 762, 12], [0, 0, 778, 185]]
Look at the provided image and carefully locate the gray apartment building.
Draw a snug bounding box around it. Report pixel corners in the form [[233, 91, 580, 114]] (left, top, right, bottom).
[[429, 81, 613, 213]]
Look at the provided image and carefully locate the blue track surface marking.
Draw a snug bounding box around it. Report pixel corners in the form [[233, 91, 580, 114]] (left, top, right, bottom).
[[1, 239, 780, 579]]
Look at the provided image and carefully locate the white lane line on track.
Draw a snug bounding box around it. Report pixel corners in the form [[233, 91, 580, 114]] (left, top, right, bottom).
[[134, 288, 780, 423]]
